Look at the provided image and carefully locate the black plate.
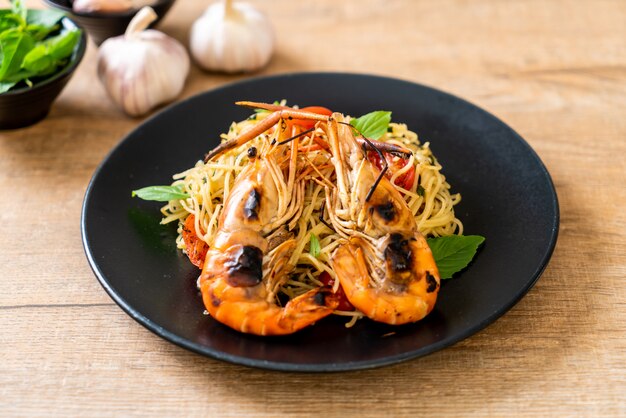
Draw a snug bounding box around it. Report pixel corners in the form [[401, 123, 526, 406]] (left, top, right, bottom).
[[81, 73, 559, 372]]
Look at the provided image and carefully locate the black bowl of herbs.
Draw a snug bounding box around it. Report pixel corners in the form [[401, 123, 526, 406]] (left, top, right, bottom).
[[43, 0, 176, 46], [0, 2, 86, 129]]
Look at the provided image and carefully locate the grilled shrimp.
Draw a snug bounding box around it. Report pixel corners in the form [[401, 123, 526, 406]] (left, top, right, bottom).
[[322, 114, 441, 325], [228, 102, 440, 325], [199, 110, 337, 335]]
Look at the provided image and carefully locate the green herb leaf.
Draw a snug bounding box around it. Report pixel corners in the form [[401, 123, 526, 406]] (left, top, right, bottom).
[[131, 185, 189, 202], [26, 8, 64, 28], [11, 0, 26, 23], [25, 23, 54, 41], [349, 110, 392, 140], [1, 68, 35, 83], [427, 235, 485, 279], [0, 4, 79, 94], [309, 234, 321, 258], [417, 185, 425, 196], [0, 81, 16, 93], [0, 29, 35, 80], [21, 29, 80, 77], [45, 28, 80, 60], [0, 10, 23, 32], [21, 44, 55, 74]]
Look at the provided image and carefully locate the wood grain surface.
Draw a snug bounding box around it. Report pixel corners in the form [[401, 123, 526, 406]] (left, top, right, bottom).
[[1, 0, 625, 416]]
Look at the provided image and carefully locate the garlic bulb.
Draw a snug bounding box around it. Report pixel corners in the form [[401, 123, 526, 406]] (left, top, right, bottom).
[[190, 0, 274, 73], [73, 0, 157, 13], [97, 7, 190, 117]]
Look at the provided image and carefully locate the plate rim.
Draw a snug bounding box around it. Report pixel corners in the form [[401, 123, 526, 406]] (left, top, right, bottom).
[[81, 71, 560, 372]]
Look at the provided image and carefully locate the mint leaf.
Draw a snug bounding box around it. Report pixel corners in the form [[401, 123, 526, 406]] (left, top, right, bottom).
[[427, 235, 485, 279], [309, 233, 321, 258], [132, 185, 189, 201], [349, 110, 392, 140]]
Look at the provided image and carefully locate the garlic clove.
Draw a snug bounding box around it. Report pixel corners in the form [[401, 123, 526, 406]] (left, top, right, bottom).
[[73, 0, 158, 14], [190, 0, 275, 73], [97, 7, 190, 117]]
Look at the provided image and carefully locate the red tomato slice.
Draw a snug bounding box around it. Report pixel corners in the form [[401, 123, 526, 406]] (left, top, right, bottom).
[[367, 151, 416, 190], [293, 106, 333, 129], [319, 271, 354, 311], [182, 214, 209, 269]]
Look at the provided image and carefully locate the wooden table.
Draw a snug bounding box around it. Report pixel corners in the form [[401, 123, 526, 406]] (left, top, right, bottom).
[[2, 0, 624, 416]]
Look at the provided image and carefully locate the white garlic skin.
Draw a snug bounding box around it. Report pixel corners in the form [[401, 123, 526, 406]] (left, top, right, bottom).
[[73, 0, 157, 13], [98, 30, 190, 117], [190, 1, 274, 73]]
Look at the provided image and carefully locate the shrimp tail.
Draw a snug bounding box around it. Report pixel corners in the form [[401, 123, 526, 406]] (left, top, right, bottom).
[[275, 287, 339, 333], [200, 275, 337, 335]]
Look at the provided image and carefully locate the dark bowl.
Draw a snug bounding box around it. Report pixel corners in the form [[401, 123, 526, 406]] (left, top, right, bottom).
[[44, 0, 177, 46], [0, 17, 87, 130]]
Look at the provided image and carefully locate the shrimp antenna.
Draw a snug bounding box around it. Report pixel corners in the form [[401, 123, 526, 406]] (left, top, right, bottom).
[[338, 121, 388, 202], [275, 127, 316, 146], [318, 201, 333, 231]]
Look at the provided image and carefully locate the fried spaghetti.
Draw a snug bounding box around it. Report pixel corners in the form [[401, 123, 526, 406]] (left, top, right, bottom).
[[159, 105, 462, 326]]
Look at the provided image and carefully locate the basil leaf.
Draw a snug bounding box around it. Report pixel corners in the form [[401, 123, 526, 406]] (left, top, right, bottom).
[[0, 5, 78, 93], [26, 9, 65, 28], [21, 29, 80, 77], [427, 235, 485, 279], [417, 185, 425, 196], [0, 81, 16, 93], [21, 45, 55, 75], [25, 22, 60, 41], [309, 234, 321, 258], [0, 29, 35, 80], [132, 185, 189, 201], [2, 68, 36, 83], [349, 110, 392, 140], [0, 10, 22, 32], [11, 0, 26, 23], [45, 28, 80, 60], [25, 24, 53, 41]]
